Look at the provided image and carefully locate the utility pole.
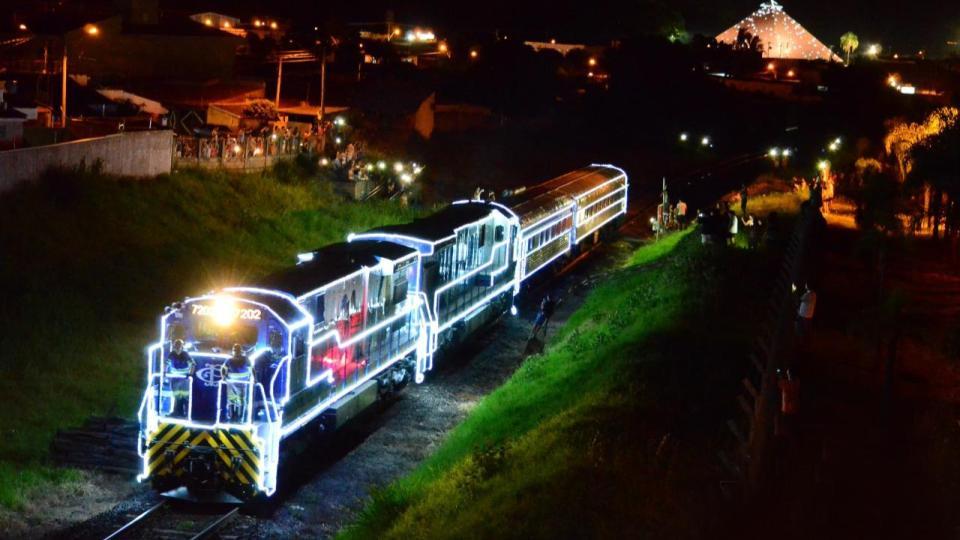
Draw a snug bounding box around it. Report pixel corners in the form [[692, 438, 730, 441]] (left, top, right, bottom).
[[61, 47, 68, 128], [274, 56, 283, 108], [319, 44, 326, 121]]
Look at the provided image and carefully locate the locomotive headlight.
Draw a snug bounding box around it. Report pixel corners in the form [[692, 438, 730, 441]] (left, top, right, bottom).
[[212, 296, 237, 326]]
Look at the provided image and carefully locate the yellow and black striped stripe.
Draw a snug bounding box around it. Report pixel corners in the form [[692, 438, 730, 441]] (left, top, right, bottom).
[[144, 423, 261, 487]]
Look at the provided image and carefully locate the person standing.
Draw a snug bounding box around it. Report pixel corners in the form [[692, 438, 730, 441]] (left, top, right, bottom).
[[165, 339, 195, 417], [796, 284, 817, 338], [676, 200, 688, 227], [531, 294, 557, 340], [222, 344, 253, 422]]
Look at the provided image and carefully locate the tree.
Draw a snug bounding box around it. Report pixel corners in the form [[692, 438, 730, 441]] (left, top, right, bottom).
[[735, 27, 762, 53], [840, 32, 859, 65], [243, 99, 278, 121], [911, 121, 960, 239]]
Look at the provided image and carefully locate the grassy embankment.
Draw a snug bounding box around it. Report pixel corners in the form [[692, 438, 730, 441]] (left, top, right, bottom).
[[342, 222, 788, 539], [0, 166, 423, 509]]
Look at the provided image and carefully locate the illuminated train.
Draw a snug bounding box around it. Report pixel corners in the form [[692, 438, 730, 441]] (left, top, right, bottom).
[[137, 164, 629, 500]]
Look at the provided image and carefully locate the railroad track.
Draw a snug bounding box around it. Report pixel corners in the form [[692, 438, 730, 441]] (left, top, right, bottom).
[[103, 501, 239, 540]]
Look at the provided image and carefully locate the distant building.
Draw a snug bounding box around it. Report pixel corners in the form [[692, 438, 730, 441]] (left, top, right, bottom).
[[355, 22, 447, 67], [63, 15, 244, 81], [524, 41, 586, 56], [716, 1, 841, 62]]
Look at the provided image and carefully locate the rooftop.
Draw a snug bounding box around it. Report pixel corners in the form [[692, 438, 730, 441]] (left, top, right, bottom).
[[258, 241, 417, 297], [363, 202, 505, 244]]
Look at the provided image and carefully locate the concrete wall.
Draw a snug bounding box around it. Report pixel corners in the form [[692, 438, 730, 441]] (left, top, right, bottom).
[[0, 130, 174, 193]]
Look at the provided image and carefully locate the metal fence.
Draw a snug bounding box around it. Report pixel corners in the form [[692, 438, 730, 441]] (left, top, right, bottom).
[[173, 133, 318, 170], [718, 204, 820, 499]]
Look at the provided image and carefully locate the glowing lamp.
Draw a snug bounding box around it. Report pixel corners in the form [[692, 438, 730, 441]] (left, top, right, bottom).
[[223, 21, 231, 28], [233, 144, 242, 154], [701, 136, 711, 146], [767, 62, 776, 71], [817, 160, 829, 171], [335, 116, 346, 126], [866, 44, 881, 57], [439, 42, 449, 53], [377, 161, 386, 170], [212, 297, 237, 327], [510, 305, 518, 316], [768, 147, 780, 158], [18, 23, 27, 31], [394, 162, 404, 172], [786, 70, 795, 78], [679, 133, 688, 142], [85, 24, 100, 36], [470, 50, 478, 59], [320, 158, 329, 166], [400, 173, 413, 184], [270, 21, 278, 30], [588, 57, 597, 67], [335, 137, 342, 145], [782, 149, 792, 157], [204, 18, 213, 26]]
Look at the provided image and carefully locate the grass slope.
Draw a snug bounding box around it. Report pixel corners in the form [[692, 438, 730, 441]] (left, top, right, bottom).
[[0, 167, 423, 509], [342, 228, 781, 539]]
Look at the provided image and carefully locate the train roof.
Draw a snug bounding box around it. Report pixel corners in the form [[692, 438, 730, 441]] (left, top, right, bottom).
[[363, 202, 507, 243], [507, 165, 626, 227], [256, 241, 417, 298], [215, 288, 310, 326]]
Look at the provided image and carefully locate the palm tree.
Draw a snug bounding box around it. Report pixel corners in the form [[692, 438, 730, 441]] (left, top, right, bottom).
[[840, 32, 859, 65]]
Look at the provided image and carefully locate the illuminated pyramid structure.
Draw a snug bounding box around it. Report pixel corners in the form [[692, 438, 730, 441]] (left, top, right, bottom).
[[716, 1, 841, 62]]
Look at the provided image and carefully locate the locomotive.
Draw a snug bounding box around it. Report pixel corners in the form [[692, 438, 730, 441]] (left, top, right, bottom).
[[136, 164, 629, 500]]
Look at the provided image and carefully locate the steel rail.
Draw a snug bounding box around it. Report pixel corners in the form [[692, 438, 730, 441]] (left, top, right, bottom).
[[190, 507, 240, 540], [102, 501, 167, 540]]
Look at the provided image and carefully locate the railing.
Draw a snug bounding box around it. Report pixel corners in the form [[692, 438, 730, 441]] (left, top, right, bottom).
[[173, 133, 317, 170], [719, 204, 820, 499]]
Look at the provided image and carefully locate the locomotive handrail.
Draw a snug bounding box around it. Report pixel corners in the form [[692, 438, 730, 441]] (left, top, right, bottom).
[[214, 378, 255, 426], [255, 382, 276, 423]]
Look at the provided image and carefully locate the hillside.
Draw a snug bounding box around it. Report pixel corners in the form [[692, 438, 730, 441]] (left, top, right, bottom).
[[0, 167, 423, 509], [342, 227, 785, 539]]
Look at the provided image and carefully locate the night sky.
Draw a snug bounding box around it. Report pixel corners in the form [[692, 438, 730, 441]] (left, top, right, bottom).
[[12, 0, 960, 54], [229, 0, 958, 54]]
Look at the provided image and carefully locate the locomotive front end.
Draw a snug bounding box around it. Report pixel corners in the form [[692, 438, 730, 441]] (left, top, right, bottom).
[[137, 290, 300, 501]]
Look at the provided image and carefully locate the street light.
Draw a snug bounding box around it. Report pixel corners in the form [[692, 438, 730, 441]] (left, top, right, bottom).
[[588, 57, 597, 67], [768, 147, 780, 158], [866, 44, 881, 57], [701, 136, 711, 147], [18, 23, 27, 31], [61, 24, 100, 128], [679, 132, 688, 142], [782, 148, 792, 157], [469, 49, 478, 59], [817, 160, 830, 171]]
